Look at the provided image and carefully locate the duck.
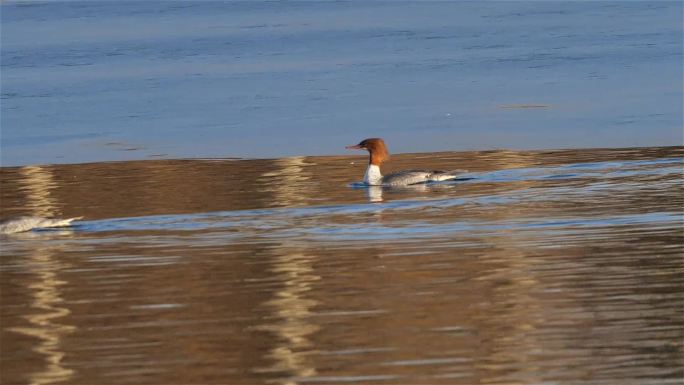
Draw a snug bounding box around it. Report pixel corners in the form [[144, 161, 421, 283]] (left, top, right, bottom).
[[346, 138, 465, 186]]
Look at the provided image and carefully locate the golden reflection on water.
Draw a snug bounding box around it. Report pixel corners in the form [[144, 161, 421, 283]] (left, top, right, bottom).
[[18, 165, 60, 218], [8, 244, 76, 385], [251, 249, 321, 383], [7, 165, 75, 385], [259, 156, 314, 207], [474, 246, 547, 385], [466, 152, 546, 384], [0, 147, 682, 385], [253, 157, 321, 383]]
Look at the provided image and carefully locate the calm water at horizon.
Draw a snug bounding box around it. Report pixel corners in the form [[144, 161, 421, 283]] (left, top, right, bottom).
[[2, 1, 683, 166], [1, 147, 683, 384]]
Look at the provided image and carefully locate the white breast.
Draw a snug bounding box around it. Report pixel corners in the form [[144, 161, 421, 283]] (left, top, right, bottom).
[[364, 164, 383, 185]]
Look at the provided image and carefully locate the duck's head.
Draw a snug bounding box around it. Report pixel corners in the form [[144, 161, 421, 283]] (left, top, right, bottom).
[[346, 138, 389, 165]]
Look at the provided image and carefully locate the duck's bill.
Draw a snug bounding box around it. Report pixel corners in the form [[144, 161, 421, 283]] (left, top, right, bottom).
[[345, 144, 364, 150]]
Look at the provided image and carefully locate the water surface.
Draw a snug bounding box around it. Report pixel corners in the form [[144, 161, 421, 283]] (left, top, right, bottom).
[[2, 1, 682, 165], [1, 147, 683, 384]]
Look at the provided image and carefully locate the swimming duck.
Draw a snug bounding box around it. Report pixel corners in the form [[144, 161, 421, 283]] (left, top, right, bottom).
[[346, 138, 465, 186]]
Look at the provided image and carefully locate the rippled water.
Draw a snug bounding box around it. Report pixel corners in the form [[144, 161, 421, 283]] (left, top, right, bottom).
[[1, 147, 683, 385], [2, 1, 682, 165]]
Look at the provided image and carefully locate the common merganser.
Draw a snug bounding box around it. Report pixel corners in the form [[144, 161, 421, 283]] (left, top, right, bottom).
[[346, 138, 465, 186]]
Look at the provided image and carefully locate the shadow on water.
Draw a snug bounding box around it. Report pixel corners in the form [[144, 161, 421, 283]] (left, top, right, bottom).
[[1, 147, 683, 384]]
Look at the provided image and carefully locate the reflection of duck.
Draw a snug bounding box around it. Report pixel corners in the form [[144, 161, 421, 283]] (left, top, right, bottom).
[[346, 138, 465, 186], [366, 184, 433, 203]]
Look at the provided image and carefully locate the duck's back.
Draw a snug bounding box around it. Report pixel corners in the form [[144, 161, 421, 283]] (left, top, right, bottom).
[[381, 170, 435, 186], [381, 169, 466, 186]]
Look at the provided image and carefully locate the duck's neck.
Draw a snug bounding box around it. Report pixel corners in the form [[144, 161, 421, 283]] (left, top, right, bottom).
[[364, 163, 383, 185]]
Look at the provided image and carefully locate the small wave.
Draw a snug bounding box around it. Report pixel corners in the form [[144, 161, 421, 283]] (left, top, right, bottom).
[[6, 156, 681, 237], [0, 216, 82, 234]]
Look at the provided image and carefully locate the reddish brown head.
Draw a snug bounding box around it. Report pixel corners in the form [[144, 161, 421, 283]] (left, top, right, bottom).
[[346, 138, 390, 165]]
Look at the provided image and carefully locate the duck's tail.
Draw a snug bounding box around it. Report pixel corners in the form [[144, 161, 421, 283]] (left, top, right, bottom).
[[428, 169, 469, 182], [0, 216, 83, 234]]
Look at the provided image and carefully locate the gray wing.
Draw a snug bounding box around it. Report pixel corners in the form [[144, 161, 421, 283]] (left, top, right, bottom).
[[381, 169, 433, 186], [381, 169, 467, 186]]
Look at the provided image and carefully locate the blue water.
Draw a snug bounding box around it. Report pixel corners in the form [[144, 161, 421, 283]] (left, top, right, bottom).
[[2, 1, 682, 166]]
